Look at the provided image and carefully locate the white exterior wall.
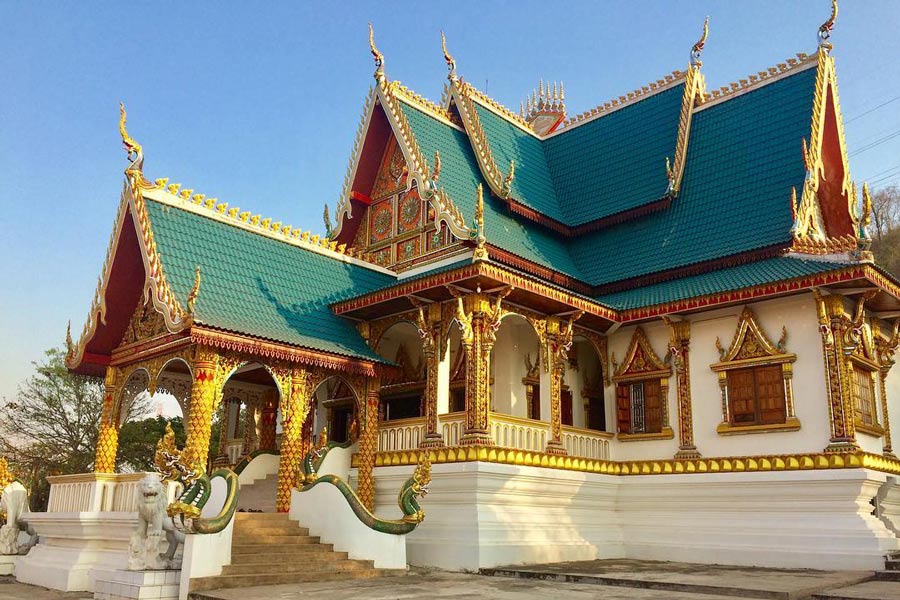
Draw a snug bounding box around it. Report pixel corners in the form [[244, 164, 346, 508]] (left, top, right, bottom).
[[489, 316, 539, 419]]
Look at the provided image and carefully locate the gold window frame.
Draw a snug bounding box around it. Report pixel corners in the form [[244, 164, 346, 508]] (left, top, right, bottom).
[[711, 308, 799, 435], [612, 327, 673, 441]]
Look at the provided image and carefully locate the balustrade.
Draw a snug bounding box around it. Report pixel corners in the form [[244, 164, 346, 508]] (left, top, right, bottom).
[[377, 416, 426, 451], [47, 472, 181, 513]]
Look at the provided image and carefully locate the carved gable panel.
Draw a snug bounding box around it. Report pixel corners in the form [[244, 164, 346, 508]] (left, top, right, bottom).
[[614, 327, 670, 382], [716, 307, 789, 365], [121, 300, 170, 346], [371, 137, 408, 201]]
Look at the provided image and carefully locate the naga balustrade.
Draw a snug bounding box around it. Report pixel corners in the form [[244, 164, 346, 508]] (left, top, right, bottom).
[[46, 472, 181, 513], [377, 411, 612, 459]]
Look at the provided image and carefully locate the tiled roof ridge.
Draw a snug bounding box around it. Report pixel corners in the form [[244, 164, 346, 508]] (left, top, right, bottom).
[[558, 70, 687, 132], [389, 81, 455, 125], [143, 180, 396, 275], [458, 80, 536, 136], [697, 52, 815, 108]]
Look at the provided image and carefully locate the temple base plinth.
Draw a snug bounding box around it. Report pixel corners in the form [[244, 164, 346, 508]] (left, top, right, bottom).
[[459, 430, 493, 446], [675, 446, 701, 460], [545, 441, 568, 456]]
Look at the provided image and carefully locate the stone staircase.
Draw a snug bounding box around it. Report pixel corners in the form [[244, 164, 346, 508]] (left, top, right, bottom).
[[235, 473, 277, 513], [875, 551, 900, 581], [189, 513, 399, 593]]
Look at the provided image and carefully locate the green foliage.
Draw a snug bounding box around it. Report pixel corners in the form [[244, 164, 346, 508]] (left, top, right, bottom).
[[117, 416, 185, 472], [872, 227, 900, 279]]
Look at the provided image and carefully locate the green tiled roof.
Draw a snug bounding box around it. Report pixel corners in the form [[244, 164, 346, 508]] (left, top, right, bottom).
[[544, 83, 685, 225], [398, 100, 586, 280], [144, 199, 395, 362], [570, 65, 817, 286], [472, 104, 562, 220], [596, 256, 850, 310], [468, 83, 684, 227]]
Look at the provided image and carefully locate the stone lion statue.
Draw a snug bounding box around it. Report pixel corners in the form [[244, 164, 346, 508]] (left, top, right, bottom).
[[0, 481, 28, 555], [127, 474, 183, 570]]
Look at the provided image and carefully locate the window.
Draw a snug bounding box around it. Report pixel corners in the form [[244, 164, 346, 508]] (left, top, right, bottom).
[[726, 366, 786, 426], [852, 364, 878, 427], [711, 308, 798, 435], [616, 379, 663, 434]]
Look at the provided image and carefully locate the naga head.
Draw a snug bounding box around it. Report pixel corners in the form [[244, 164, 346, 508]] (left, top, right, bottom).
[[154, 423, 200, 486], [412, 452, 432, 498]]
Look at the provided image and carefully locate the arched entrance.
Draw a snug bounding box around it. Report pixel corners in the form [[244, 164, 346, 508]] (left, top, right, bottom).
[[489, 314, 543, 421], [216, 363, 282, 465], [374, 321, 425, 422]]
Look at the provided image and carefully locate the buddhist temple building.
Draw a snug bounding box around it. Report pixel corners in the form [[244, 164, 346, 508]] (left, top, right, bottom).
[[48, 2, 900, 579]]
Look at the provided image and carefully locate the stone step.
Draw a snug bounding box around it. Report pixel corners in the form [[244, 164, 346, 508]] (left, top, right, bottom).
[[876, 570, 900, 582], [231, 534, 320, 545], [812, 580, 900, 600], [232, 548, 348, 563], [221, 558, 374, 576], [234, 512, 288, 521], [231, 542, 335, 555], [233, 524, 310, 536], [884, 559, 900, 571], [189, 568, 383, 592]]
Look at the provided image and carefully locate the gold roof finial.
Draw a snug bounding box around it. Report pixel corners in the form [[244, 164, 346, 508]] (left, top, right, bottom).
[[502, 160, 515, 198], [118, 102, 142, 161], [66, 320, 73, 356], [187, 265, 201, 315], [818, 0, 838, 51], [690, 16, 709, 68], [861, 182, 873, 237], [441, 30, 457, 81], [432, 150, 442, 182], [368, 23, 385, 81], [472, 183, 487, 261]]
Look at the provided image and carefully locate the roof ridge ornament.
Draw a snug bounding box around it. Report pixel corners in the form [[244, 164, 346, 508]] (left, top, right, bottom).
[[861, 182, 873, 240], [119, 102, 145, 175], [441, 31, 457, 81], [368, 23, 385, 82], [472, 183, 488, 262], [690, 16, 709, 68], [818, 0, 838, 52], [187, 265, 201, 315]]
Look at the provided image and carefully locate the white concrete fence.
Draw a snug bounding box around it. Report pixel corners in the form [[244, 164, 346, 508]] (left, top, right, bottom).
[[378, 412, 611, 460], [46, 472, 181, 513]]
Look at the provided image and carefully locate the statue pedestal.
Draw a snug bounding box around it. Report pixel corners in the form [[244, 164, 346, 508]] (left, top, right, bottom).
[[93, 569, 181, 600], [0, 555, 15, 576]]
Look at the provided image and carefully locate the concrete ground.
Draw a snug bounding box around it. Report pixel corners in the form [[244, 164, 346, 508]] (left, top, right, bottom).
[[483, 559, 875, 599], [3, 561, 900, 600]]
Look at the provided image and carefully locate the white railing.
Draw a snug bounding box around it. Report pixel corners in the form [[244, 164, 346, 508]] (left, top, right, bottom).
[[490, 412, 549, 452], [562, 425, 612, 460], [377, 417, 426, 452], [439, 412, 466, 446], [47, 472, 181, 513]]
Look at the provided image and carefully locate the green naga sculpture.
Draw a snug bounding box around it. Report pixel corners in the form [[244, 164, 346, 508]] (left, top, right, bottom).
[[154, 424, 239, 534], [296, 429, 431, 535]]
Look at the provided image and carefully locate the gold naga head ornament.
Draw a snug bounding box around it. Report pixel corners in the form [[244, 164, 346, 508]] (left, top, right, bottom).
[[440, 31, 457, 80], [368, 22, 384, 79], [118, 102, 142, 162], [412, 451, 432, 493], [690, 16, 709, 68], [818, 0, 838, 51]]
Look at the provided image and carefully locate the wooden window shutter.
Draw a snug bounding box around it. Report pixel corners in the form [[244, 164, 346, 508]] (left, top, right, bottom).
[[616, 384, 631, 433], [727, 368, 757, 424], [643, 379, 662, 433], [755, 365, 786, 424]]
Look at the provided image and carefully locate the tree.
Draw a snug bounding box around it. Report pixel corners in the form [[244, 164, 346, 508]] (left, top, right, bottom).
[[0, 347, 151, 509], [117, 416, 186, 473], [870, 185, 900, 241]]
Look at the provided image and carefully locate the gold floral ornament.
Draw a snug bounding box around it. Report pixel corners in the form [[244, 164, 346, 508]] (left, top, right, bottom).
[[818, 0, 838, 52], [690, 16, 709, 68]]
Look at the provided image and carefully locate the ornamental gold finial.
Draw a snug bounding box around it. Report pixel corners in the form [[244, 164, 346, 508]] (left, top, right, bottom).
[[501, 160, 515, 198], [432, 150, 441, 182], [441, 30, 457, 81], [472, 183, 487, 261], [818, 0, 837, 51], [690, 16, 709, 68], [323, 203, 333, 237], [118, 102, 143, 162], [187, 265, 201, 315], [368, 23, 385, 80], [861, 182, 873, 237]]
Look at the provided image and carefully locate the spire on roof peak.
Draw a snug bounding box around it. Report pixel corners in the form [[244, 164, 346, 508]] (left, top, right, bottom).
[[522, 79, 566, 135], [368, 23, 385, 82], [441, 31, 457, 81], [818, 0, 838, 52], [690, 16, 709, 68]]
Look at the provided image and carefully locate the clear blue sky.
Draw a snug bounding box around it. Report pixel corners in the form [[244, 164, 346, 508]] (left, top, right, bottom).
[[2, 1, 899, 402]]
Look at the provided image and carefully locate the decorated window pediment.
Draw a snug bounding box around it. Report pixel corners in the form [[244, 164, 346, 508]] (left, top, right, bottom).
[[711, 308, 799, 434], [613, 327, 670, 382]]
